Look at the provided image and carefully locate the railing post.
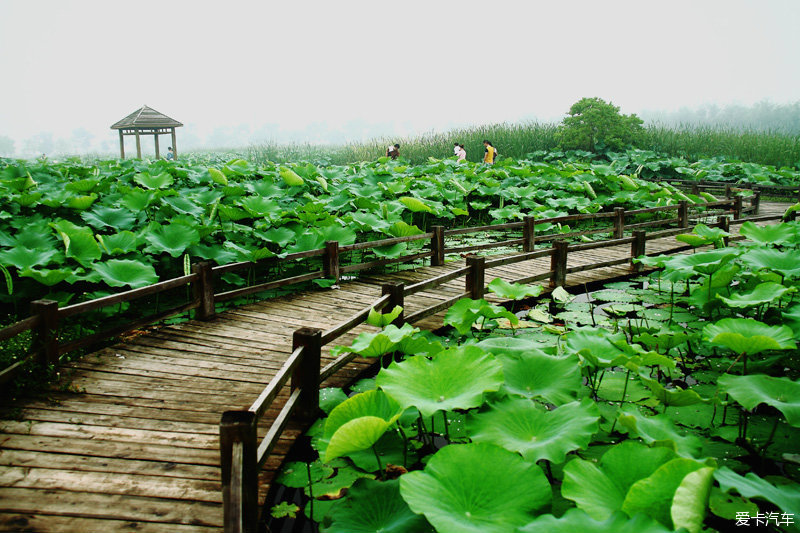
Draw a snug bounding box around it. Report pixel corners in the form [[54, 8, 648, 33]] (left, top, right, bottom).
[[718, 216, 731, 246], [691, 183, 699, 196], [613, 207, 625, 239], [733, 195, 742, 220], [677, 200, 689, 228], [725, 184, 732, 198], [523, 216, 535, 252], [220, 410, 258, 533], [549, 241, 568, 288], [30, 299, 59, 367], [324, 241, 340, 283], [381, 282, 405, 326], [465, 255, 485, 300], [431, 226, 445, 266], [631, 231, 646, 272], [192, 262, 216, 321], [292, 327, 322, 421], [752, 187, 761, 215]]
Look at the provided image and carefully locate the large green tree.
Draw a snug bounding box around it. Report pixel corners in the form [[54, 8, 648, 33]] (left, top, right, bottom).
[[556, 97, 644, 152]]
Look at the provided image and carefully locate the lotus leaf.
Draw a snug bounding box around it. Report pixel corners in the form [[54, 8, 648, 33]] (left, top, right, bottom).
[[98, 231, 140, 255], [333, 323, 418, 358], [323, 478, 433, 533], [376, 347, 503, 418], [703, 318, 796, 355], [319, 388, 348, 415], [487, 278, 544, 300], [0, 246, 59, 270], [92, 259, 158, 289], [717, 282, 794, 309], [279, 167, 304, 187], [639, 376, 707, 408], [208, 167, 228, 186], [51, 220, 103, 266], [714, 467, 800, 515], [399, 443, 551, 533], [517, 509, 675, 533], [81, 206, 138, 231], [467, 397, 599, 463], [134, 171, 174, 189], [323, 389, 403, 463], [143, 223, 201, 258], [275, 459, 333, 488], [367, 305, 403, 327], [500, 351, 582, 405], [664, 249, 738, 276], [740, 221, 796, 246], [162, 196, 206, 218], [18, 267, 73, 286], [741, 248, 800, 279], [444, 298, 518, 335], [718, 374, 800, 427], [616, 406, 703, 458]]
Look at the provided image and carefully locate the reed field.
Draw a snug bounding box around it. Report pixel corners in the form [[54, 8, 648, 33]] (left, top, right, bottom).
[[238, 122, 800, 168]]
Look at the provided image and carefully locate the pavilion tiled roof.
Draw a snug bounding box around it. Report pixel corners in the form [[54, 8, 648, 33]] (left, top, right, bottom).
[[110, 105, 183, 129]]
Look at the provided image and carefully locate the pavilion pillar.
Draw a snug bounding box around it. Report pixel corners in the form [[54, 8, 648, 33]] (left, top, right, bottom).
[[118, 130, 125, 159], [171, 128, 178, 160], [135, 130, 142, 158], [154, 134, 160, 159]]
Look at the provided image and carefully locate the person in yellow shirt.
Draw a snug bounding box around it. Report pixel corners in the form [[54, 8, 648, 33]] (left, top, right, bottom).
[[483, 140, 496, 164]]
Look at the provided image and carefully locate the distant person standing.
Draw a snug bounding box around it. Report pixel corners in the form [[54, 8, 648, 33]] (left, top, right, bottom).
[[453, 142, 460, 157], [386, 143, 400, 160], [166, 146, 174, 160], [483, 140, 496, 164], [456, 144, 466, 162]]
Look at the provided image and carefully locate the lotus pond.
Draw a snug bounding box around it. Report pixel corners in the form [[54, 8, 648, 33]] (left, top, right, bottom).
[[269, 220, 800, 533]]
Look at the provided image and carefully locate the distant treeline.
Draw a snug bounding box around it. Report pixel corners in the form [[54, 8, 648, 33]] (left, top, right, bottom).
[[640, 101, 800, 135]]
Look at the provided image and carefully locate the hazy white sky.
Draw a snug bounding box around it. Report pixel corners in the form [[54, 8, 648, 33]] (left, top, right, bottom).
[[1, 0, 798, 150]]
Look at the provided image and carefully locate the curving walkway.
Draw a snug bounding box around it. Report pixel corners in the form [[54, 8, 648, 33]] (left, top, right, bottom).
[[0, 203, 788, 532]]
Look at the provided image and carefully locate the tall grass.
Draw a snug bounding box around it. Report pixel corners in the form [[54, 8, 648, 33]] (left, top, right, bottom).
[[229, 121, 800, 169]]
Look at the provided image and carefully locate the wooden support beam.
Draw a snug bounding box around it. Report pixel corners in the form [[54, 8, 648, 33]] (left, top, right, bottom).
[[465, 255, 485, 300], [382, 282, 405, 326], [324, 241, 340, 283], [677, 201, 689, 228], [523, 216, 535, 252], [549, 241, 568, 288], [718, 216, 730, 246], [613, 208, 625, 239], [220, 410, 258, 533], [752, 188, 760, 215], [135, 130, 142, 159], [30, 299, 59, 367], [192, 262, 215, 321], [733, 195, 743, 220], [431, 226, 445, 266], [291, 327, 322, 421], [118, 130, 125, 159], [154, 133, 160, 159], [171, 128, 178, 160]]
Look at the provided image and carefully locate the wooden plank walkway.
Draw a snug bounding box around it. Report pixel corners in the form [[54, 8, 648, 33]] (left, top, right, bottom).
[[0, 203, 788, 532]]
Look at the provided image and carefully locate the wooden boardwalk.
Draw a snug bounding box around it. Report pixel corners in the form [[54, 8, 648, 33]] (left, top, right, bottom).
[[0, 203, 787, 532]]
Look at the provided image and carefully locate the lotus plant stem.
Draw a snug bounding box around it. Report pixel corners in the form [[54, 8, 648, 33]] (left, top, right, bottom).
[[722, 394, 730, 425], [417, 416, 432, 448], [372, 444, 384, 479], [609, 369, 632, 434], [306, 462, 314, 522], [442, 411, 450, 442], [396, 425, 409, 467]]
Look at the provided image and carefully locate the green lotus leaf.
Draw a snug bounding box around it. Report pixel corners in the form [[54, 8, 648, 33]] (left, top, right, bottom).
[[565, 327, 628, 369], [740, 221, 796, 246], [467, 397, 599, 463], [285, 230, 325, 254], [10, 224, 58, 251], [208, 167, 228, 186], [81, 206, 138, 231], [319, 388, 348, 415], [385, 221, 423, 238], [65, 177, 100, 193], [501, 351, 582, 405], [639, 375, 707, 408], [708, 486, 758, 519], [18, 267, 73, 286], [13, 192, 42, 207], [120, 189, 156, 211], [718, 374, 800, 427], [396, 331, 444, 358], [347, 211, 390, 232], [188, 243, 238, 265], [66, 193, 98, 210], [51, 220, 103, 266], [98, 231, 140, 255], [376, 346, 504, 418], [367, 305, 403, 327], [664, 249, 737, 276], [703, 318, 796, 355], [92, 259, 158, 289], [717, 282, 795, 309], [144, 222, 201, 258], [275, 459, 333, 488], [616, 406, 703, 458], [0, 246, 59, 270], [562, 440, 676, 520], [254, 226, 296, 247], [347, 429, 410, 472], [741, 248, 800, 279], [714, 467, 800, 515], [399, 443, 551, 533], [280, 167, 304, 187], [517, 509, 675, 533], [217, 204, 249, 221], [319, 224, 357, 245], [487, 278, 544, 300], [671, 466, 715, 533], [333, 323, 418, 358], [323, 478, 433, 533], [399, 196, 433, 213], [323, 389, 403, 463], [240, 196, 278, 218], [444, 298, 518, 335], [134, 171, 174, 189], [474, 337, 545, 359], [162, 196, 206, 218]]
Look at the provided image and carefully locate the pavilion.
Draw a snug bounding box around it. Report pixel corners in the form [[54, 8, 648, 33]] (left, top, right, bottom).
[[110, 105, 183, 160]]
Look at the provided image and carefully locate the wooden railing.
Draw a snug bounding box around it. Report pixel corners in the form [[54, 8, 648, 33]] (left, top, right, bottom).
[[0, 194, 761, 389], [218, 196, 779, 533]]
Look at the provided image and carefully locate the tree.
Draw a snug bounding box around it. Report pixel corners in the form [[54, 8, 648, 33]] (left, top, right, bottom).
[[556, 97, 644, 152], [0, 135, 14, 157]]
